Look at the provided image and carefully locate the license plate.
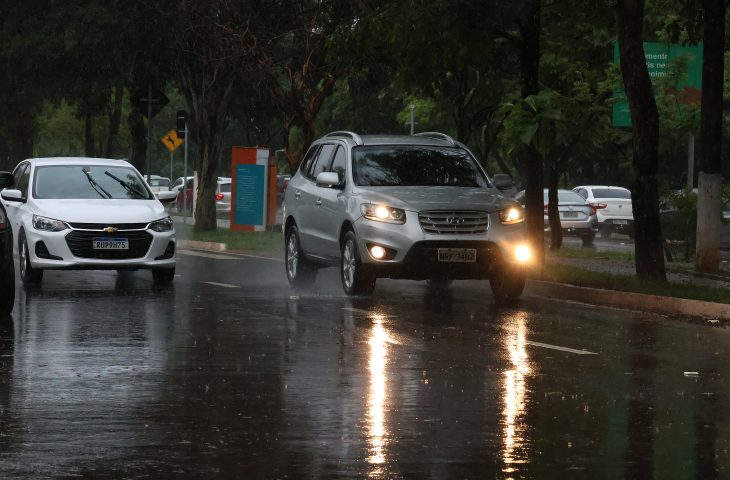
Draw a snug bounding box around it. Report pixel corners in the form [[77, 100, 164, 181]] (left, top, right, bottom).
[[614, 219, 627, 225], [438, 248, 476, 263], [562, 211, 579, 218], [93, 237, 129, 250]]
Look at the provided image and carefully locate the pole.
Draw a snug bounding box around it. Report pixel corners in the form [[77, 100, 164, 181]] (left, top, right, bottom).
[[409, 104, 415, 135], [146, 84, 152, 183], [169, 151, 173, 183], [183, 122, 188, 224]]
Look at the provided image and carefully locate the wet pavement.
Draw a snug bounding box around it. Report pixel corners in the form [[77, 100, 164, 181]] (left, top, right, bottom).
[[1, 248, 729, 478]]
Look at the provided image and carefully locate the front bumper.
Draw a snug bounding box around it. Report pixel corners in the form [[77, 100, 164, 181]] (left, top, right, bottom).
[[353, 211, 530, 280], [24, 225, 176, 270]]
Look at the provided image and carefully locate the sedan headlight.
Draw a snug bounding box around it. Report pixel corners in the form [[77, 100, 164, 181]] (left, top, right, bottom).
[[360, 203, 406, 224], [32, 214, 68, 232], [499, 206, 525, 225], [149, 216, 174, 232]]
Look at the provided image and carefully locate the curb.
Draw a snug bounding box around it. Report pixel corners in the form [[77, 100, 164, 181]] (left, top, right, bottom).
[[177, 240, 227, 252], [525, 279, 730, 322]]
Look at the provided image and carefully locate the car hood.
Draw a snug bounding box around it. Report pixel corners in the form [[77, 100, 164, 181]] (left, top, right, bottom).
[[32, 199, 168, 223], [352, 186, 518, 213]]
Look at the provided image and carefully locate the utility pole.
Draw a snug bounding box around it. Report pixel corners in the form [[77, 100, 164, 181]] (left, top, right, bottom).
[[409, 104, 415, 135]]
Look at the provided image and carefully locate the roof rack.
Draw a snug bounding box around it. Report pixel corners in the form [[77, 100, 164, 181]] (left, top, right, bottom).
[[324, 131, 363, 145], [413, 132, 456, 145]]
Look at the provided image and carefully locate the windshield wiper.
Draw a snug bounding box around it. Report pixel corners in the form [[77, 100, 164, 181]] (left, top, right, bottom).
[[82, 168, 111, 199], [104, 171, 147, 199]]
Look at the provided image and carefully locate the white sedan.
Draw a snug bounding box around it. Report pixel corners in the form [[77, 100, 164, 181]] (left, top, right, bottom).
[[0, 157, 177, 285], [572, 185, 634, 239]]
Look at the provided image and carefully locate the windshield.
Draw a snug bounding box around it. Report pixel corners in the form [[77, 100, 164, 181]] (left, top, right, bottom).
[[592, 188, 631, 199], [34, 165, 153, 200], [352, 146, 489, 188]]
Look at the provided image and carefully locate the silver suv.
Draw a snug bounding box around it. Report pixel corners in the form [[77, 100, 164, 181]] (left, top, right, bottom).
[[282, 131, 532, 301]]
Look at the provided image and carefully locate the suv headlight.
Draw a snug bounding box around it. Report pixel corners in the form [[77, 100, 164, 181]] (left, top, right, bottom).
[[360, 203, 406, 224], [149, 216, 174, 232], [499, 206, 525, 225], [32, 214, 68, 232]]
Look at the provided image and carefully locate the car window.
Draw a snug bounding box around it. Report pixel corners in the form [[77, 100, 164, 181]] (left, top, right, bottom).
[[575, 188, 587, 199], [592, 187, 631, 199], [16, 164, 30, 197], [299, 145, 320, 177], [149, 178, 170, 187], [549, 190, 586, 204], [307, 144, 336, 180], [219, 183, 231, 193], [352, 146, 488, 187], [330, 145, 347, 183], [12, 163, 28, 192], [33, 165, 153, 200]]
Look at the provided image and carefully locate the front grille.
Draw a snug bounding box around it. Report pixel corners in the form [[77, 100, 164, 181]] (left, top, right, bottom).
[[67, 222, 149, 230], [419, 210, 489, 234], [65, 230, 153, 259]]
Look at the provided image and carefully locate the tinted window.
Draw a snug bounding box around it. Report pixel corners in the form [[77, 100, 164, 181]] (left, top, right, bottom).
[[219, 183, 231, 193], [34, 165, 152, 199], [16, 164, 30, 197], [544, 190, 586, 204], [299, 145, 320, 177], [330, 146, 347, 182], [308, 144, 336, 180], [591, 188, 631, 199], [353, 146, 488, 187], [12, 163, 28, 193]]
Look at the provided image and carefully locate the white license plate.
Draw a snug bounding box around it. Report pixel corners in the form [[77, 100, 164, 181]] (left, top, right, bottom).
[[438, 248, 476, 263], [614, 219, 628, 225], [562, 211, 579, 218], [93, 237, 129, 250]]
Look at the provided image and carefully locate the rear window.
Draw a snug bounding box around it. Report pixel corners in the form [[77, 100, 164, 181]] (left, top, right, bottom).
[[543, 190, 586, 204], [219, 183, 231, 193], [149, 178, 170, 187], [353, 146, 489, 188], [591, 188, 631, 199]]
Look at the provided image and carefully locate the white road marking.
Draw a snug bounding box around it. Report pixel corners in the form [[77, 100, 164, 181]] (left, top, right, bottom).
[[526, 341, 597, 355], [177, 249, 236, 260], [202, 281, 239, 288]]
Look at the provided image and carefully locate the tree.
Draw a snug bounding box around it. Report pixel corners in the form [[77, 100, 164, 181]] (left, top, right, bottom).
[[175, 0, 247, 231], [695, 0, 726, 273], [614, 0, 666, 280]]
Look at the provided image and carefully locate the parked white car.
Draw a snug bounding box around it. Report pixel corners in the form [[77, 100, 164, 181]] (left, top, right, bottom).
[[147, 175, 171, 194], [0, 157, 178, 285], [572, 185, 634, 239], [216, 177, 232, 215]]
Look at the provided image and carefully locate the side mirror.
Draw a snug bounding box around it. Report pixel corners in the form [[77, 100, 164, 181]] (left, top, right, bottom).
[[0, 172, 12, 189], [316, 171, 343, 189], [1, 189, 24, 202], [156, 190, 178, 204], [493, 174, 515, 190]]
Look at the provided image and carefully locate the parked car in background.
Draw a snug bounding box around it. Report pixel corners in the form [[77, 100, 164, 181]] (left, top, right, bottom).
[[216, 177, 232, 215], [573, 185, 633, 239], [0, 171, 15, 314], [171, 176, 194, 193], [147, 175, 171, 195], [277, 174, 290, 196], [283, 131, 532, 301], [1, 157, 177, 285], [516, 188, 601, 246]]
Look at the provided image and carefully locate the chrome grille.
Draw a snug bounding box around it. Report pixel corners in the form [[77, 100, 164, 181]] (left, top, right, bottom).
[[419, 210, 489, 234]]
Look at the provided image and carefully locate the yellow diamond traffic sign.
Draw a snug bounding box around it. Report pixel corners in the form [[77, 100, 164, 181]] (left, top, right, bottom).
[[161, 129, 183, 152]]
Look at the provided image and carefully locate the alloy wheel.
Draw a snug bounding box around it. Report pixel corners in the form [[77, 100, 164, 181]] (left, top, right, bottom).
[[342, 239, 356, 290], [286, 233, 299, 280]]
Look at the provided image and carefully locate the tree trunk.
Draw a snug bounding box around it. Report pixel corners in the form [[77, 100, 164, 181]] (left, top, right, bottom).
[[105, 79, 125, 158], [614, 0, 666, 280], [3, 102, 35, 169], [696, 0, 725, 273], [519, 0, 544, 269], [127, 108, 147, 174], [547, 165, 562, 250]]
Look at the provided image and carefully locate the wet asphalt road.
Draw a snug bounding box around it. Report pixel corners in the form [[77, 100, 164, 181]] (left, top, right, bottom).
[[1, 247, 729, 479]]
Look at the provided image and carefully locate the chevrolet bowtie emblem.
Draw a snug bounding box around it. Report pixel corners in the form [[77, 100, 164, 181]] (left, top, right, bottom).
[[103, 227, 118, 233]]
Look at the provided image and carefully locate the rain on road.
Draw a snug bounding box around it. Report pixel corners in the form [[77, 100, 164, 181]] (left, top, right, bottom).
[[0, 247, 728, 479]]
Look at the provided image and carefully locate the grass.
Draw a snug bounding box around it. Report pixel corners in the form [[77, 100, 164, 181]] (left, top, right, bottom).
[[175, 222, 282, 253], [172, 223, 730, 303]]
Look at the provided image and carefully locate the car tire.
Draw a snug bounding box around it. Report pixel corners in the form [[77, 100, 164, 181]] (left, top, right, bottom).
[[490, 266, 525, 303], [581, 231, 595, 246], [0, 234, 14, 315], [285, 225, 317, 287], [19, 232, 43, 285], [341, 231, 375, 296], [152, 268, 175, 283]]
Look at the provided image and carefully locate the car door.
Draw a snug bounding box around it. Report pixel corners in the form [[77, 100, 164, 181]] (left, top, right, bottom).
[[5, 162, 30, 238], [309, 144, 347, 260], [296, 144, 336, 256]]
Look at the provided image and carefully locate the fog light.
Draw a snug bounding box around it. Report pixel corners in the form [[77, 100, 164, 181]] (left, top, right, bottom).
[[370, 245, 387, 259], [515, 244, 531, 263]]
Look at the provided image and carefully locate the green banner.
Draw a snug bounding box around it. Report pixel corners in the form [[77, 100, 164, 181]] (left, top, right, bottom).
[[613, 42, 703, 127]]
